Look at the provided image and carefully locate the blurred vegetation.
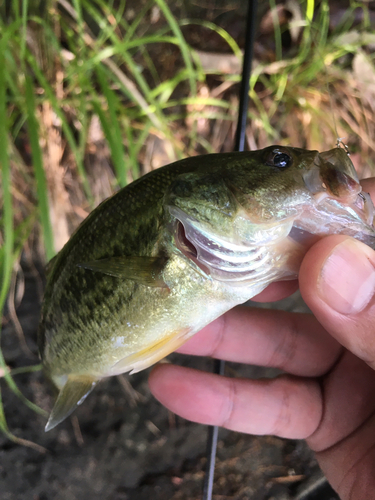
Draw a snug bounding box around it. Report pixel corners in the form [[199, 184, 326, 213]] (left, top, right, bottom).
[[1, 0, 375, 445]]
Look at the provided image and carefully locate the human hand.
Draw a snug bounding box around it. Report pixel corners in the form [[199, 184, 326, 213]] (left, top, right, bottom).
[[149, 179, 375, 499]]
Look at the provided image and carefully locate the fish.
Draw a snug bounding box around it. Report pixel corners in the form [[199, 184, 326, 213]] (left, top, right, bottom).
[[38, 145, 375, 431]]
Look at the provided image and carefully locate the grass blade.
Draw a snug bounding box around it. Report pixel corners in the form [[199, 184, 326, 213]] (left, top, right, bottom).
[[0, 385, 47, 453], [154, 0, 196, 96], [0, 39, 13, 313], [269, 0, 282, 61], [24, 75, 55, 260], [95, 65, 127, 187], [0, 350, 47, 417], [179, 19, 242, 60]]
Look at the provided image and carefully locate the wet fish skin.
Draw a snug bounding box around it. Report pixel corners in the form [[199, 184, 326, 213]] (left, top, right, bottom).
[[38, 146, 375, 431]]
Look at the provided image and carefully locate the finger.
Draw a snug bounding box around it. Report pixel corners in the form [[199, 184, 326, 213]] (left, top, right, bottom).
[[307, 351, 375, 452], [177, 306, 341, 377], [299, 234, 375, 368], [149, 364, 322, 439], [360, 177, 375, 199], [250, 279, 299, 302], [314, 412, 375, 500], [150, 354, 375, 448]]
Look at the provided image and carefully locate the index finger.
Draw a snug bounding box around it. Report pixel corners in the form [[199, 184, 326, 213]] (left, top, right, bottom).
[[177, 306, 341, 377]]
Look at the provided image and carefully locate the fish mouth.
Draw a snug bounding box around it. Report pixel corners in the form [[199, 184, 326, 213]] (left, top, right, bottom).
[[168, 206, 292, 284], [293, 188, 375, 249], [302, 148, 375, 242], [305, 166, 375, 227], [317, 191, 375, 226]]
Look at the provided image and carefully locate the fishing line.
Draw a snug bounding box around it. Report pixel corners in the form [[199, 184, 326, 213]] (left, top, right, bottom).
[[202, 1, 258, 499]]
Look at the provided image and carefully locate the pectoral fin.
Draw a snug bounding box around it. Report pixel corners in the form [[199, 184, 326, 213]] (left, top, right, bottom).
[[110, 327, 192, 376], [45, 375, 97, 432], [78, 256, 168, 288]]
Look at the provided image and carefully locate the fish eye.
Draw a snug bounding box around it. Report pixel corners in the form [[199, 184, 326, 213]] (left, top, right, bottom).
[[266, 150, 292, 169], [273, 152, 291, 168]]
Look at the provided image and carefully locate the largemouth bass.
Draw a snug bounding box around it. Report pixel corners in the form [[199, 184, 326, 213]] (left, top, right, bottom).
[[39, 146, 375, 431]]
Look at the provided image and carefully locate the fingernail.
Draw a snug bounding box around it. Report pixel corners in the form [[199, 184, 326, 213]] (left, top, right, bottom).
[[319, 239, 375, 315]]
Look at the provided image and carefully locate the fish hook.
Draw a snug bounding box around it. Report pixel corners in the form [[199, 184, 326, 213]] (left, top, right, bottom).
[[336, 137, 351, 156]]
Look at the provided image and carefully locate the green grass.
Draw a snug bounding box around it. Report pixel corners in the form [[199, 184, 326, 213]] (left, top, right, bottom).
[[1, 0, 375, 446]]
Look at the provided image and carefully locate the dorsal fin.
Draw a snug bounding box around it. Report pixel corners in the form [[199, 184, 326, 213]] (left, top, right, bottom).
[[45, 254, 58, 277], [45, 375, 97, 432]]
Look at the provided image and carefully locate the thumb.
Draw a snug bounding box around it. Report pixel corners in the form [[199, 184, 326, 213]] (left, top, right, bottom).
[[299, 235, 375, 368]]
